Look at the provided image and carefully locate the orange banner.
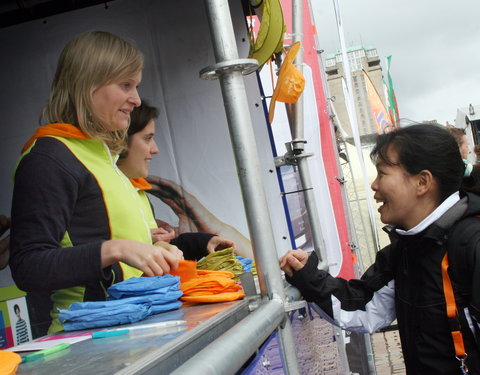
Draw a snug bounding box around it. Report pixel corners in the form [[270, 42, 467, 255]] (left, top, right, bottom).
[[363, 70, 394, 134]]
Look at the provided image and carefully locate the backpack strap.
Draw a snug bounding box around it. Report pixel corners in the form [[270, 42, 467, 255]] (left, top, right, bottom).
[[446, 215, 479, 296], [442, 252, 469, 373], [443, 214, 480, 374]]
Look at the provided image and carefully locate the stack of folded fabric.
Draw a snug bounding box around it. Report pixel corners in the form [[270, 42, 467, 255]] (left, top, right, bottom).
[[58, 275, 183, 331], [236, 256, 257, 276], [180, 269, 245, 303], [196, 248, 244, 280]]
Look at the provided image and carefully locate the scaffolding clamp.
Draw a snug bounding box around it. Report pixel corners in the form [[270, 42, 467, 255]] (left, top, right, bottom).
[[335, 176, 346, 184], [284, 300, 307, 312], [199, 58, 259, 80], [347, 242, 358, 251], [274, 151, 313, 168]]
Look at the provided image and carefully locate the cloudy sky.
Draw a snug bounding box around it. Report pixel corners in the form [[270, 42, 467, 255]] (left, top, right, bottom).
[[310, 0, 480, 125]]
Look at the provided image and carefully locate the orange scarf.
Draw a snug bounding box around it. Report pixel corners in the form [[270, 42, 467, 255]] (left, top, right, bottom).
[[21, 123, 151, 190]]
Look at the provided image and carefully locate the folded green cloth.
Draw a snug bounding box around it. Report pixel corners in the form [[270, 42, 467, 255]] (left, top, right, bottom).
[[197, 248, 244, 280]]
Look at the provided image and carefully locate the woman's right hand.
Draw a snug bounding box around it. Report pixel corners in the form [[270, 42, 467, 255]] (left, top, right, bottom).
[[101, 239, 182, 277], [279, 249, 309, 277], [153, 240, 184, 260]]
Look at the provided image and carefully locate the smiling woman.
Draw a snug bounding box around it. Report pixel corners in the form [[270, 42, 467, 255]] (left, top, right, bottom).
[[117, 101, 237, 259], [9, 31, 182, 338], [91, 72, 142, 132], [118, 100, 159, 179], [370, 125, 464, 230], [280, 124, 480, 374]]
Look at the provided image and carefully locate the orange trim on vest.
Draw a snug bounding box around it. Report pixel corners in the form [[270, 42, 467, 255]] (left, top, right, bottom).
[[441, 252, 467, 357], [130, 178, 152, 190], [22, 123, 89, 153]]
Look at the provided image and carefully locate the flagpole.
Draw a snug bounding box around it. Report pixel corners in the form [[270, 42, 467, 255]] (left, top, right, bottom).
[[332, 0, 381, 255]]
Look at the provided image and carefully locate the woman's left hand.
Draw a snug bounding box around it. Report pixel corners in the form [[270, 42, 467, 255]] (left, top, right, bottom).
[[151, 227, 176, 243], [206, 236, 236, 254]]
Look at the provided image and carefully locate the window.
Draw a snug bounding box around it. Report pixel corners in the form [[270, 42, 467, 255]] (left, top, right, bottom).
[[366, 49, 378, 58], [325, 58, 336, 67]]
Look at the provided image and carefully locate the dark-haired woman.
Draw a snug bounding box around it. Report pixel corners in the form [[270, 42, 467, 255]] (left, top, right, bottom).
[[117, 101, 236, 260], [280, 124, 480, 374]]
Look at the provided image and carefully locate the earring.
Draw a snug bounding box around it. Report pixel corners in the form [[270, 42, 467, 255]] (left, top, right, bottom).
[[87, 112, 94, 127]]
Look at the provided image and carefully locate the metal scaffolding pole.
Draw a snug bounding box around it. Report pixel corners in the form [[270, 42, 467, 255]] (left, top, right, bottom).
[[289, 0, 328, 270], [288, 0, 348, 372], [202, 0, 299, 373], [171, 300, 285, 375]]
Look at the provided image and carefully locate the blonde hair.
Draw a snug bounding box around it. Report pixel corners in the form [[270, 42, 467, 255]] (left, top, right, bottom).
[[41, 31, 144, 154]]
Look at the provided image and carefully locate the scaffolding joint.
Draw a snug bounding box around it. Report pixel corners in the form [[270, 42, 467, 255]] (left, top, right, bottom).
[[199, 58, 259, 80], [290, 139, 306, 153], [335, 176, 346, 184], [274, 151, 313, 168], [284, 300, 307, 312], [347, 242, 358, 251]]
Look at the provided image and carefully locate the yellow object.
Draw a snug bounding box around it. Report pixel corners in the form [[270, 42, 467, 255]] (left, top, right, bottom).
[[249, 0, 286, 67], [0, 350, 21, 375], [268, 42, 305, 123]]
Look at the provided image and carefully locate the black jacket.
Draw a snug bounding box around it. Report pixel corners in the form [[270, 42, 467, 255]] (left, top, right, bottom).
[[287, 192, 480, 374]]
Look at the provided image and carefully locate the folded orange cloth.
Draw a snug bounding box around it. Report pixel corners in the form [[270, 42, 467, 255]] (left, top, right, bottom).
[[179, 270, 245, 303], [180, 275, 242, 296], [181, 292, 245, 303], [196, 269, 235, 278], [169, 260, 197, 283]]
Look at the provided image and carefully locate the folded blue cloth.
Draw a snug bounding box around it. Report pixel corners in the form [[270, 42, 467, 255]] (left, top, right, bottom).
[[70, 292, 184, 310], [149, 300, 182, 315], [236, 256, 253, 272], [59, 303, 151, 331], [108, 275, 180, 298], [59, 275, 183, 331]]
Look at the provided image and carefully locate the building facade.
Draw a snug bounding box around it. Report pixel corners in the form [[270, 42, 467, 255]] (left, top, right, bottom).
[[325, 46, 388, 140]]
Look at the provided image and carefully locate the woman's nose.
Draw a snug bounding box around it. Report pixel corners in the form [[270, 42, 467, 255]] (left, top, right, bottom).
[[130, 88, 141, 107], [151, 140, 159, 155]]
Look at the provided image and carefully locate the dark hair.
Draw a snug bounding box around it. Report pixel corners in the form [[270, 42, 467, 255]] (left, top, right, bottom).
[[119, 100, 159, 159], [14, 304, 20, 313], [370, 124, 464, 202], [462, 164, 480, 194], [128, 100, 159, 137]]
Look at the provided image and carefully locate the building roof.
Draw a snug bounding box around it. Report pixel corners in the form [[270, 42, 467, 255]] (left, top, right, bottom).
[[325, 45, 376, 59]]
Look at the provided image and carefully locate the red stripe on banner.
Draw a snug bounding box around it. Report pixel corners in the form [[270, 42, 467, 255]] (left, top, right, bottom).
[[282, 0, 354, 279]]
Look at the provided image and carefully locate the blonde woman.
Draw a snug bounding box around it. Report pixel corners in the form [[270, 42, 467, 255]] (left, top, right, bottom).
[[10, 31, 180, 336]]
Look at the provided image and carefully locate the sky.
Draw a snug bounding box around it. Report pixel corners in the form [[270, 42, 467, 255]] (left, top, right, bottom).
[[310, 0, 480, 125]]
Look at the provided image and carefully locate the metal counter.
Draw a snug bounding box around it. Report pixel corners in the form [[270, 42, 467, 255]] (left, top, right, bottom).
[[16, 300, 250, 375]]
